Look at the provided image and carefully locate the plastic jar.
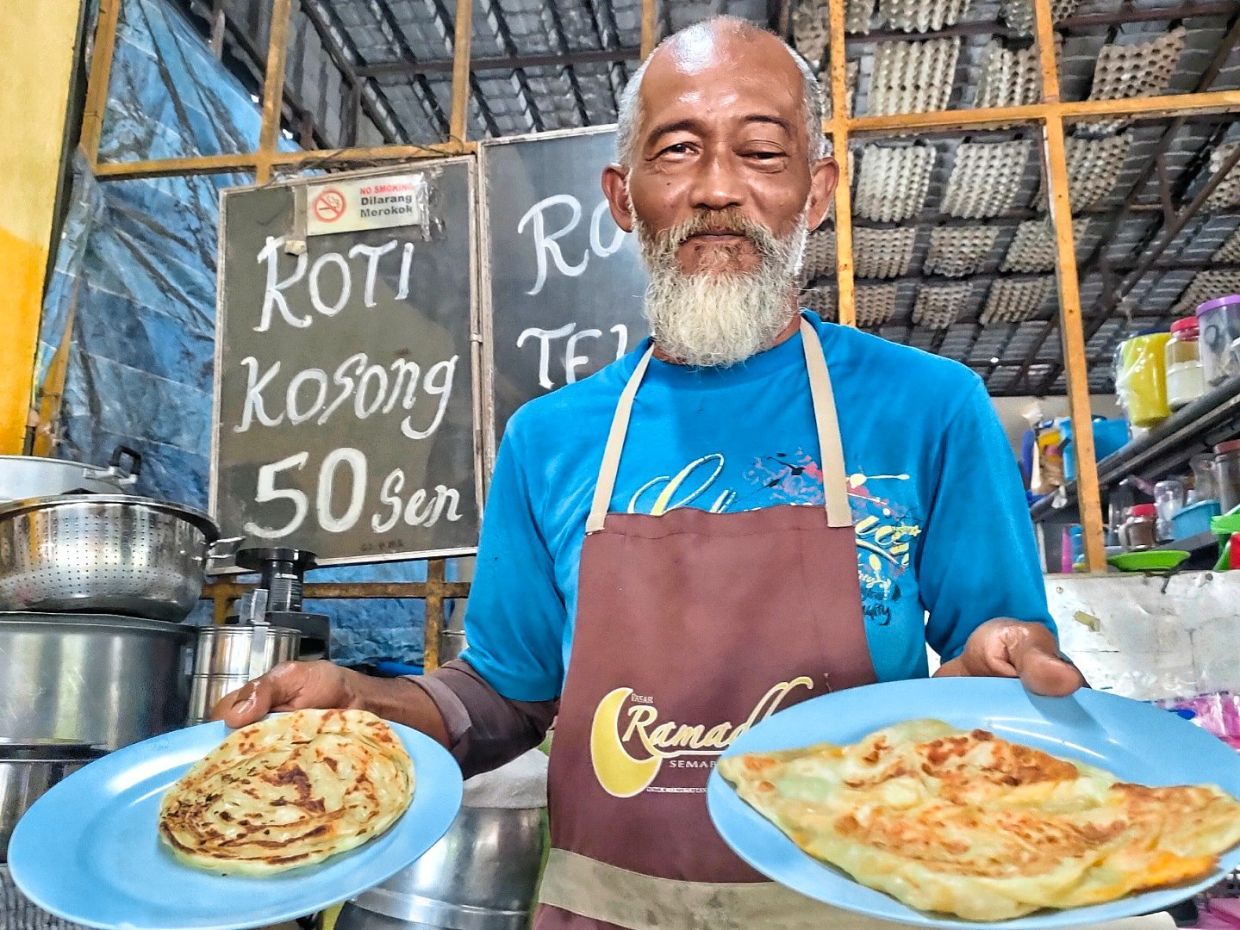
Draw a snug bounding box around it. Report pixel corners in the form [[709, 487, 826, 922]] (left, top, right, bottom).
[[1164, 317, 1205, 410], [1115, 333, 1171, 428], [1217, 440, 1240, 515], [1119, 503, 1158, 551], [1196, 295, 1240, 387]]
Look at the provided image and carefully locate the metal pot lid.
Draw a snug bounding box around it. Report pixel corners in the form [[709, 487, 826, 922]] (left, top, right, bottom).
[[0, 611, 195, 636], [0, 493, 219, 539]]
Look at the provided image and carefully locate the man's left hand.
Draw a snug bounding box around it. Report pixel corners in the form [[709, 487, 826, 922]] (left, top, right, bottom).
[[933, 619, 1086, 697]]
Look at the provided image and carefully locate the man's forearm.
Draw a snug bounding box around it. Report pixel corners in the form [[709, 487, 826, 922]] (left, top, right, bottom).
[[351, 673, 452, 746]]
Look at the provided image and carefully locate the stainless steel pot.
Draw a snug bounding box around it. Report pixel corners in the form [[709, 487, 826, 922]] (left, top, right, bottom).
[[0, 446, 141, 501], [0, 494, 239, 622], [0, 612, 193, 750], [186, 625, 302, 724], [0, 740, 104, 861], [338, 806, 545, 930]]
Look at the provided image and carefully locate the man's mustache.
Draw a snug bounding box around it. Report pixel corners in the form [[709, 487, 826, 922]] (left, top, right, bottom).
[[654, 210, 779, 252]]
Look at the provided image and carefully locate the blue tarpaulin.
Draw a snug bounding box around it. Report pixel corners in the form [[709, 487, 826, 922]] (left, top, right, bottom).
[[38, 0, 446, 666]]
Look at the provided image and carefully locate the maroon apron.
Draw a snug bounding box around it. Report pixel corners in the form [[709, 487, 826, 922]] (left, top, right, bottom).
[[536, 319, 877, 929]]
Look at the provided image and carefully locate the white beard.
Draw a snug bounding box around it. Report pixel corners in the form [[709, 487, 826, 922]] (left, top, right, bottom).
[[634, 210, 809, 368]]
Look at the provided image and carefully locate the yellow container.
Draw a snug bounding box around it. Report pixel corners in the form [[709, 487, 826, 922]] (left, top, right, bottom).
[[1115, 333, 1171, 428]]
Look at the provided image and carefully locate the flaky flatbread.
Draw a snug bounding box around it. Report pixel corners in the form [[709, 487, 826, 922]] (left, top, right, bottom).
[[159, 708, 413, 875], [719, 719, 1240, 921]]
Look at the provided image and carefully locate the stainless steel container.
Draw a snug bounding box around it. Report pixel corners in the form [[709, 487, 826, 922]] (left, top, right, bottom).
[[0, 447, 139, 502], [187, 625, 301, 724], [0, 612, 193, 750], [0, 740, 104, 861], [0, 494, 237, 622], [338, 806, 545, 930]]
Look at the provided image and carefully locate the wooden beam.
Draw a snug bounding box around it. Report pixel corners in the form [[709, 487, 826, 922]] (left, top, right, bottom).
[[79, 0, 122, 167], [256, 0, 294, 184], [827, 0, 856, 327], [641, 0, 658, 58], [356, 46, 643, 79], [450, 0, 473, 142], [1034, 0, 1106, 573]]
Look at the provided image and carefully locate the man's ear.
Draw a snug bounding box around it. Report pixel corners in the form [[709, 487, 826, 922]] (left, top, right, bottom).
[[807, 156, 839, 230], [602, 163, 634, 233]]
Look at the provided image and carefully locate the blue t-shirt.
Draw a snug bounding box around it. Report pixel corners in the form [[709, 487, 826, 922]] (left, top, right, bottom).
[[462, 312, 1053, 702]]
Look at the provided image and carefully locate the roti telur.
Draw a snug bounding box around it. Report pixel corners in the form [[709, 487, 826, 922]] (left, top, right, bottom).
[[159, 708, 414, 875], [719, 719, 1240, 921]]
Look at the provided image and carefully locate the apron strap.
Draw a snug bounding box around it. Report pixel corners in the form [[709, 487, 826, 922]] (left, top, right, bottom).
[[586, 316, 853, 534], [586, 345, 656, 534], [798, 317, 852, 529]]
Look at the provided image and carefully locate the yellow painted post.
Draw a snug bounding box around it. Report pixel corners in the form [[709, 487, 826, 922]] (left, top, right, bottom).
[[256, 0, 294, 184], [641, 0, 657, 59], [449, 0, 473, 142], [0, 0, 86, 454], [1033, 0, 1106, 572], [827, 0, 856, 327]]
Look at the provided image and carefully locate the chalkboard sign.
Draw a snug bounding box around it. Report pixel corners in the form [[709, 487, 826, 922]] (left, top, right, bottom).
[[212, 161, 481, 564], [480, 127, 650, 466]]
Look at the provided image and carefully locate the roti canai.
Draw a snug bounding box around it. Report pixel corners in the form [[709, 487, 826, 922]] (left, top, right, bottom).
[[159, 708, 414, 875], [719, 719, 1240, 921]]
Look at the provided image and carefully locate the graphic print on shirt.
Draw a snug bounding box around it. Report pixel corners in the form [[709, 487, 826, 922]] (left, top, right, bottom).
[[624, 450, 922, 628]]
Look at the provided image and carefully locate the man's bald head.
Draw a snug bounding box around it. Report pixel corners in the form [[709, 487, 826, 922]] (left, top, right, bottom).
[[616, 17, 825, 168]]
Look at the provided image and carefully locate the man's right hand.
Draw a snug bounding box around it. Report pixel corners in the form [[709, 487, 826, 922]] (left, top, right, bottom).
[[212, 660, 367, 728]]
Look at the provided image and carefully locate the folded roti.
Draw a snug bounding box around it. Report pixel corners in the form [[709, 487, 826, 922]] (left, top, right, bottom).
[[159, 708, 414, 875], [719, 719, 1240, 921]]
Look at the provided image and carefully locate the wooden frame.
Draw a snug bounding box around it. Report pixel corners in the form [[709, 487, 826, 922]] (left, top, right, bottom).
[[72, 0, 1240, 599]]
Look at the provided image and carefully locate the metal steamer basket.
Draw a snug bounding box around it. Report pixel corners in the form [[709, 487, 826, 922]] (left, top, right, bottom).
[[0, 495, 239, 622]]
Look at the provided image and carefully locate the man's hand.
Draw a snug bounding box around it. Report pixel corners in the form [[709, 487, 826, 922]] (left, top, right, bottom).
[[211, 660, 367, 728], [210, 660, 450, 747], [933, 619, 1086, 697]]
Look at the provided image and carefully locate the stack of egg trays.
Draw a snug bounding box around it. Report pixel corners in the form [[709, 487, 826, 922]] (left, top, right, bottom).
[[854, 144, 936, 222], [924, 225, 1001, 277], [1081, 29, 1186, 136], [856, 283, 900, 327], [1175, 270, 1240, 313], [799, 228, 837, 284], [980, 275, 1055, 325], [793, 0, 879, 66], [1214, 227, 1240, 264], [854, 226, 918, 279], [801, 284, 839, 321], [941, 140, 1033, 219], [973, 41, 1041, 109], [1001, 217, 1091, 273], [878, 0, 973, 33], [912, 282, 974, 328], [1205, 143, 1240, 211], [869, 38, 960, 115], [1000, 0, 1080, 36], [1038, 134, 1131, 212]]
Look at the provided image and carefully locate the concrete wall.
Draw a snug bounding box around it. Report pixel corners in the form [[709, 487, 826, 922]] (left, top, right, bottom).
[[0, 1, 83, 453]]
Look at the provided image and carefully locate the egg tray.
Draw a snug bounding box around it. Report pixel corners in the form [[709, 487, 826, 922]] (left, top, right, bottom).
[[1001, 217, 1091, 273], [878, 0, 973, 33], [868, 38, 961, 115], [854, 226, 918, 279], [1038, 134, 1132, 213], [792, 0, 879, 65], [941, 140, 1033, 219], [801, 285, 839, 322], [800, 228, 837, 284], [924, 225, 1001, 277], [1001, 0, 1080, 37], [854, 144, 937, 222], [1175, 269, 1240, 314], [856, 283, 900, 327], [1205, 143, 1240, 212], [912, 282, 974, 328], [973, 41, 1042, 110], [1080, 29, 1186, 136], [980, 275, 1055, 325], [1214, 227, 1240, 264]]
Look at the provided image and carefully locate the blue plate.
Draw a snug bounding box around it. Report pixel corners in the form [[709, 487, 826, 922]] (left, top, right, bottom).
[[8, 717, 463, 930], [707, 677, 1240, 929]]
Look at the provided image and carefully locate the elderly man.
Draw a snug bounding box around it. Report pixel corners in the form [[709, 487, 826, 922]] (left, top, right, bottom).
[[218, 16, 1083, 928]]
